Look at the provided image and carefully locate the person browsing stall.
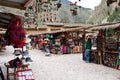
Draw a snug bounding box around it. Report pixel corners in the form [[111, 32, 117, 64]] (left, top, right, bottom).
[[85, 38, 92, 62]]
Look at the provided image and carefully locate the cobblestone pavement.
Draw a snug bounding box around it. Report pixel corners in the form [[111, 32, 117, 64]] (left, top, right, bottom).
[[0, 46, 120, 80]]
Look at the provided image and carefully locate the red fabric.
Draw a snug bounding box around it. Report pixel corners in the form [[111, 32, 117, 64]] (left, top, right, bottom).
[[8, 17, 26, 48]]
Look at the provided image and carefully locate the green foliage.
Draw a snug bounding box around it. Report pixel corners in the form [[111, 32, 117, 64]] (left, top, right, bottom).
[[107, 7, 120, 22], [106, 28, 115, 37]]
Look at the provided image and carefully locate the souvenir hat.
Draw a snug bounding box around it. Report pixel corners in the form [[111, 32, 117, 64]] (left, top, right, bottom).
[[25, 57, 33, 62], [25, 35, 31, 43], [22, 50, 29, 56], [13, 50, 21, 56]]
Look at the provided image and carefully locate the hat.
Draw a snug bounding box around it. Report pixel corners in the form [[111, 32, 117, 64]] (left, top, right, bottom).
[[25, 38, 31, 43], [25, 57, 33, 62], [44, 38, 50, 41], [25, 35, 31, 43], [22, 50, 29, 56], [13, 50, 21, 56]]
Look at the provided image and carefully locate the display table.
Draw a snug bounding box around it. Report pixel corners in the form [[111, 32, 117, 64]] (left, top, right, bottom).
[[4, 63, 29, 80], [16, 69, 35, 80]]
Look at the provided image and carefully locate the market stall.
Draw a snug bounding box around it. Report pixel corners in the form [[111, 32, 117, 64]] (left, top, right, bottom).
[[29, 23, 92, 55], [90, 22, 120, 70], [103, 27, 120, 69], [0, 0, 36, 79]]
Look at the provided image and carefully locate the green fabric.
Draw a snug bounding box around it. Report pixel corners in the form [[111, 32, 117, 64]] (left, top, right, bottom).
[[116, 58, 119, 66], [85, 41, 92, 49], [46, 34, 51, 38], [67, 46, 71, 53], [52, 39, 55, 44]]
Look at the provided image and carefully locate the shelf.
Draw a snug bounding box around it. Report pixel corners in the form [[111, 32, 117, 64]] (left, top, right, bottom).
[[105, 50, 119, 54]]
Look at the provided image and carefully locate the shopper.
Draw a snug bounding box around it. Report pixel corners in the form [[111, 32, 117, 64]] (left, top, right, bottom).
[[85, 38, 92, 62], [44, 38, 51, 56]]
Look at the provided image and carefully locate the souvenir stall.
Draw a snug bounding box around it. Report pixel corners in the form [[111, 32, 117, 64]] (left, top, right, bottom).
[[70, 32, 81, 54], [43, 32, 72, 54], [59, 30, 83, 54], [90, 23, 120, 70], [50, 33, 61, 54], [90, 28, 113, 64], [36, 33, 58, 54], [38, 34, 51, 56], [0, 0, 42, 79], [60, 32, 70, 54], [72, 31, 83, 53], [41, 32, 62, 54], [103, 27, 120, 69], [50, 30, 84, 54], [60, 30, 84, 54], [86, 33, 100, 64], [29, 34, 41, 49], [68, 28, 89, 54], [4, 16, 34, 80]]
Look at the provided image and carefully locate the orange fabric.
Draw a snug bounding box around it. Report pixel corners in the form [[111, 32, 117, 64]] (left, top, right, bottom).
[[38, 39, 44, 47], [73, 46, 79, 53]]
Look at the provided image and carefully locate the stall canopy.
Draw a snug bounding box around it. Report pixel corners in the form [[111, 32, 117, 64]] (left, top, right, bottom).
[[0, 0, 35, 10], [0, 0, 36, 30], [0, 11, 15, 29], [89, 22, 120, 31]]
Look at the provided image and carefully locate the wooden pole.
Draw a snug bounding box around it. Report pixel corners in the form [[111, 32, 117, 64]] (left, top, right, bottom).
[[82, 28, 86, 60]]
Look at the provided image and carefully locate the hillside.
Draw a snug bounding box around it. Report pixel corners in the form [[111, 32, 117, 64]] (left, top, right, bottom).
[[0, 0, 92, 24], [86, 0, 110, 24], [86, 0, 120, 24], [59, 0, 92, 23]]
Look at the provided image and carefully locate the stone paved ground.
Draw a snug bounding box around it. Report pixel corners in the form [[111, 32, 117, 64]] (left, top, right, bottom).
[[0, 46, 120, 80]]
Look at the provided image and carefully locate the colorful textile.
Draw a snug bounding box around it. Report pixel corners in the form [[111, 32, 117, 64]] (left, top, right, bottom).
[[5, 17, 26, 48]]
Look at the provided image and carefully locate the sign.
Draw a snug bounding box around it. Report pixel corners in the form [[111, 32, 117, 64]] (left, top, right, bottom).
[[16, 69, 35, 80]]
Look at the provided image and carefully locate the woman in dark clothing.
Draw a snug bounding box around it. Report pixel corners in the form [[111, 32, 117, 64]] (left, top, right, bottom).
[[85, 38, 92, 62]]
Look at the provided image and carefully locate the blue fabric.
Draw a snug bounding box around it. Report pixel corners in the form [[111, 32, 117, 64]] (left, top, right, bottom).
[[45, 47, 50, 56], [46, 48, 50, 53], [40, 46, 44, 50], [85, 49, 91, 62]]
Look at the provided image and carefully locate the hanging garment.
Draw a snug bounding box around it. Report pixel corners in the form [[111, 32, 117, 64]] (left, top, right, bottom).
[[5, 17, 26, 48], [67, 46, 71, 54], [62, 45, 67, 54], [8, 57, 23, 68], [73, 46, 80, 53]]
